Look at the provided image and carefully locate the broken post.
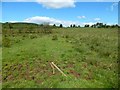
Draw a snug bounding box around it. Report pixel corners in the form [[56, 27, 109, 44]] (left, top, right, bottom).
[[50, 62, 55, 74], [51, 62, 67, 77]]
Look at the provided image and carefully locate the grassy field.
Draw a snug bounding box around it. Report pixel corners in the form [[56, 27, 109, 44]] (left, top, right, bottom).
[[0, 47, 1, 89], [0, 33, 2, 89], [2, 27, 118, 88]]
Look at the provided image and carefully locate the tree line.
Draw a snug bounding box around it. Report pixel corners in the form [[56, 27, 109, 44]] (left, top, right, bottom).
[[53, 22, 119, 28], [2, 22, 119, 30]]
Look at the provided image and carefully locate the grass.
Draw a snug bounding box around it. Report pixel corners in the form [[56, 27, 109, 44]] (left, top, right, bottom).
[[0, 33, 2, 89], [2, 27, 118, 88]]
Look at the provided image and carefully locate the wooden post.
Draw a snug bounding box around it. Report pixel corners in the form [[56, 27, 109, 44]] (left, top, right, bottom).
[[50, 62, 55, 74], [51, 62, 67, 77]]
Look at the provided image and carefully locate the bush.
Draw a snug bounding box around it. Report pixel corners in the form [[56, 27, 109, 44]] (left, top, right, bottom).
[[4, 34, 7, 37], [42, 25, 52, 34], [18, 29, 22, 33], [65, 35, 69, 38], [22, 35, 26, 38], [3, 37, 11, 47], [52, 35, 58, 40], [15, 39, 21, 43], [29, 34, 37, 39]]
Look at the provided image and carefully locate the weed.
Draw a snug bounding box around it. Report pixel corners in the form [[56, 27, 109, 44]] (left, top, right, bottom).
[[3, 37, 11, 47], [29, 34, 37, 39], [52, 35, 58, 40]]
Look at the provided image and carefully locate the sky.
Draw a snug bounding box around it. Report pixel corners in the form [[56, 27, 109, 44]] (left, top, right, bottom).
[[1, 0, 119, 27]]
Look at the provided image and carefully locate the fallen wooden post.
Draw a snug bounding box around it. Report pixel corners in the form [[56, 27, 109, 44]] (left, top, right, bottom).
[[50, 62, 55, 74], [51, 62, 67, 77]]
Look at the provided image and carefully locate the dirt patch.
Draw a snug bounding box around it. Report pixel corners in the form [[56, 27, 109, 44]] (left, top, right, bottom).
[[69, 70, 80, 78]]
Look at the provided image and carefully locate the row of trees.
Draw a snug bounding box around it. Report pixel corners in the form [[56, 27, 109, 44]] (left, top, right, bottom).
[[53, 23, 119, 28], [87, 23, 119, 28], [3, 22, 119, 30], [53, 24, 80, 28]]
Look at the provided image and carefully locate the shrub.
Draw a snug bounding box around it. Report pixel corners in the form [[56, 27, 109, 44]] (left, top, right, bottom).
[[65, 35, 69, 38], [4, 34, 7, 37], [18, 29, 22, 33], [42, 24, 52, 34], [3, 37, 11, 47], [22, 35, 26, 38], [52, 35, 58, 40], [22, 35, 27, 40], [15, 39, 21, 43], [25, 31, 29, 33], [29, 34, 37, 39]]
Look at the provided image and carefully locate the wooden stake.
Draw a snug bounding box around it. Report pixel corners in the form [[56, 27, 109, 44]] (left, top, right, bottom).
[[50, 62, 55, 74], [51, 62, 67, 77]]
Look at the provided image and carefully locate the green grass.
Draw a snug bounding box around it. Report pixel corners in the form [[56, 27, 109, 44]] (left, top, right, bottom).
[[2, 28, 118, 88], [0, 33, 2, 89]]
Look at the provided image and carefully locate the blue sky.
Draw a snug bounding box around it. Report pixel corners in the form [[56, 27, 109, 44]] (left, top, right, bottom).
[[2, 1, 118, 26]]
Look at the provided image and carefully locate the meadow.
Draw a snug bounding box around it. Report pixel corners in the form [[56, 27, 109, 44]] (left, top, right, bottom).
[[2, 23, 118, 88]]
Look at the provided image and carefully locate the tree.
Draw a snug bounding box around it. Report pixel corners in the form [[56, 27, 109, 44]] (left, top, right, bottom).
[[84, 24, 89, 27], [95, 22, 103, 28], [106, 25, 110, 28], [73, 24, 76, 28], [59, 24, 63, 28], [53, 24, 56, 27], [70, 24, 72, 28], [98, 23, 103, 28], [115, 24, 118, 27], [91, 25, 95, 28], [111, 25, 115, 28], [78, 25, 80, 28], [102, 24, 106, 28]]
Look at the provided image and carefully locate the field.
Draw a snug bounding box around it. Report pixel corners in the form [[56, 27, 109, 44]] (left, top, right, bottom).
[[0, 32, 2, 89], [2, 24, 118, 88]]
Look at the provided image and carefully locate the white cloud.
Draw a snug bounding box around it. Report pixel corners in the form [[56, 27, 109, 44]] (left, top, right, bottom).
[[83, 22, 96, 26], [24, 16, 81, 27], [2, 0, 35, 1], [2, 0, 76, 9], [94, 18, 101, 21], [106, 22, 117, 25], [2, 0, 120, 2], [111, 2, 118, 11], [77, 16, 86, 19], [5, 16, 117, 27], [1, 0, 28, 1], [36, 0, 76, 9], [24, 16, 110, 27]]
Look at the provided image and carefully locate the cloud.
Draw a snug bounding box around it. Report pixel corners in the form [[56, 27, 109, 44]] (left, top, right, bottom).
[[5, 16, 117, 27], [83, 22, 96, 26], [106, 22, 117, 25], [24, 16, 81, 27], [2, 0, 76, 9], [2, 0, 35, 2], [2, 0, 31, 2], [36, 0, 76, 9], [111, 2, 118, 11], [2, 0, 120, 2], [94, 18, 101, 21], [77, 16, 86, 19]]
